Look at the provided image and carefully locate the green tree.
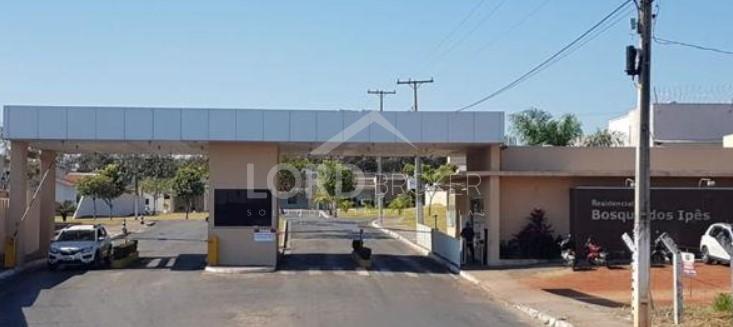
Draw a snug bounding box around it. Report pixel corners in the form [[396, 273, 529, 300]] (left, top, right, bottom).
[[388, 193, 412, 216], [141, 177, 172, 215], [337, 199, 353, 214], [76, 174, 109, 219], [172, 165, 206, 219], [97, 164, 127, 220], [316, 160, 355, 217], [55, 200, 76, 222], [423, 164, 457, 216], [582, 128, 624, 147], [510, 108, 582, 146], [401, 162, 457, 216]]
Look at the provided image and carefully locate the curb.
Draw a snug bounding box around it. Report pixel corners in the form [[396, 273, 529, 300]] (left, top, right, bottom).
[[370, 220, 575, 327], [204, 265, 275, 274], [0, 259, 46, 282], [370, 220, 429, 256]]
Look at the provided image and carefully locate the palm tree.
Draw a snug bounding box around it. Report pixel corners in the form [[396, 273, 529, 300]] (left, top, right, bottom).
[[55, 201, 76, 222]]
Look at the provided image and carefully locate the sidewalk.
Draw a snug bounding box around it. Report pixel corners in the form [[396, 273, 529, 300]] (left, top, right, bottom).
[[464, 268, 630, 327], [379, 216, 418, 244]]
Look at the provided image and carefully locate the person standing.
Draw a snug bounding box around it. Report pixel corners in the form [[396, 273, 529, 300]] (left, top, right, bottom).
[[461, 222, 475, 264]]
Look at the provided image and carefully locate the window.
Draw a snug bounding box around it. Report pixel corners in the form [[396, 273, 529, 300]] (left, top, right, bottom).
[[710, 226, 723, 237], [287, 196, 298, 204], [58, 230, 95, 242]]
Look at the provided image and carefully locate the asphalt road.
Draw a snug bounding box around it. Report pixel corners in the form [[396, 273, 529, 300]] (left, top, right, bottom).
[[0, 216, 534, 327]]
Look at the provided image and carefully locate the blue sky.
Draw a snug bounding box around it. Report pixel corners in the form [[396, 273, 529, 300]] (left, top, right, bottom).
[[1, 1, 732, 131]]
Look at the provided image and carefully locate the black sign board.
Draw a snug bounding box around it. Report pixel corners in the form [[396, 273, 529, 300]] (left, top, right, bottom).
[[214, 189, 273, 227], [570, 187, 733, 260]]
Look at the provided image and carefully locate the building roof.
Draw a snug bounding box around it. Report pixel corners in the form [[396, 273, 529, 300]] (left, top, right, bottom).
[[3, 106, 504, 156]]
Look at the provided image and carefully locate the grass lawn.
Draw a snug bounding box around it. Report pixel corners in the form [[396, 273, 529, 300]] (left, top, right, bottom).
[[55, 211, 208, 225], [338, 204, 449, 233], [652, 304, 732, 326]]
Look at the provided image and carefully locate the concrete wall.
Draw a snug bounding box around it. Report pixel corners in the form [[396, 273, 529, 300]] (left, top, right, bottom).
[[74, 194, 144, 218], [55, 183, 77, 203], [459, 145, 733, 264], [208, 142, 279, 267], [608, 103, 733, 146], [500, 146, 733, 174]]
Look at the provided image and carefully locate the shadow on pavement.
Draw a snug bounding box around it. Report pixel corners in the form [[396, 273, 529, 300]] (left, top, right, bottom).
[[542, 288, 626, 308], [0, 269, 86, 327]]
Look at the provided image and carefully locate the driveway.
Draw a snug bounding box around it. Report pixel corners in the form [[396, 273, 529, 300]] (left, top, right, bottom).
[[0, 217, 534, 327]]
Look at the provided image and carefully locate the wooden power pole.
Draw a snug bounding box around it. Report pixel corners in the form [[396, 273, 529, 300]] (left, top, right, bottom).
[[397, 78, 433, 225], [367, 89, 396, 226]]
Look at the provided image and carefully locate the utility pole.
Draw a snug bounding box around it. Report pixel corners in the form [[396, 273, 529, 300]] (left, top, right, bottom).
[[632, 1, 653, 326], [396, 78, 434, 112], [397, 78, 433, 225], [367, 89, 396, 226]]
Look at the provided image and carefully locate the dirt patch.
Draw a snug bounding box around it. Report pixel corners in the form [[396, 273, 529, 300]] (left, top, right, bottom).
[[520, 263, 732, 306]]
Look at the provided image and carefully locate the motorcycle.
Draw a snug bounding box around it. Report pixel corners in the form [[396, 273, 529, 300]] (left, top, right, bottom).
[[651, 233, 672, 267], [584, 237, 609, 267], [558, 234, 576, 267]]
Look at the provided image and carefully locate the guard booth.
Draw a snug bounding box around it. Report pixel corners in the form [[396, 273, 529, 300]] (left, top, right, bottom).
[[1, 105, 504, 268]]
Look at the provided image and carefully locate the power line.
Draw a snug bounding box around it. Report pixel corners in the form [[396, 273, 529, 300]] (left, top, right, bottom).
[[424, 0, 507, 71], [653, 36, 733, 56], [456, 0, 634, 111], [475, 0, 551, 55], [428, 0, 488, 57]]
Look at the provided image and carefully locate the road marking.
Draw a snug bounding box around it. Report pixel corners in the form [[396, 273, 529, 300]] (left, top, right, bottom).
[[333, 269, 347, 275], [278, 270, 296, 275], [356, 269, 370, 276], [146, 258, 161, 268], [166, 258, 176, 268], [376, 268, 394, 277], [308, 269, 323, 276]]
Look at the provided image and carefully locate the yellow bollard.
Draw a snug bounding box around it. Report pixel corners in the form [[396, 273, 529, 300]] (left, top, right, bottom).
[[207, 234, 219, 266], [4, 237, 16, 268]]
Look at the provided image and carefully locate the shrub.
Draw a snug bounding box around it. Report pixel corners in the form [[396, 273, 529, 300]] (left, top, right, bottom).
[[712, 293, 733, 313], [512, 208, 559, 259]]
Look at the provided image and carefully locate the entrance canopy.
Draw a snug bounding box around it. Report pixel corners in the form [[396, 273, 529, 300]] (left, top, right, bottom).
[[3, 105, 504, 156]]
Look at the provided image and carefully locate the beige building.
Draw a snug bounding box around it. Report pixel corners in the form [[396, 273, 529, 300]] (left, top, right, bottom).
[[5, 105, 733, 269], [451, 145, 733, 265]]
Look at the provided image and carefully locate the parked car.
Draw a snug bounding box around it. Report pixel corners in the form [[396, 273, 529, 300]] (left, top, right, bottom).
[[699, 223, 732, 264], [48, 224, 113, 270]]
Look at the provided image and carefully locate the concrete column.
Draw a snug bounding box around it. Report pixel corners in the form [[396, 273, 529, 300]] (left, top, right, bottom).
[[39, 150, 56, 255], [487, 145, 501, 264], [414, 156, 423, 225], [208, 142, 279, 267], [7, 141, 28, 265]]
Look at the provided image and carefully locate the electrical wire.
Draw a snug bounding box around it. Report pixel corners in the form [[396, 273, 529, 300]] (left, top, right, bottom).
[[425, 0, 508, 70], [474, 0, 551, 55], [653, 36, 733, 56], [428, 0, 488, 57], [456, 0, 634, 112]]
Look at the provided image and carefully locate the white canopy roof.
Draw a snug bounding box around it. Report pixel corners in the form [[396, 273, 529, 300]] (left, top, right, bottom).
[[3, 105, 504, 155]]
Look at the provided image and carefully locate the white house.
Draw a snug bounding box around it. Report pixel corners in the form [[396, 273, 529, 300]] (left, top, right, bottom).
[[609, 102, 733, 146]]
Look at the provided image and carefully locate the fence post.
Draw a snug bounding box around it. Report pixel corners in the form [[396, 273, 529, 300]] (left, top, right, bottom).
[[672, 252, 683, 325]]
